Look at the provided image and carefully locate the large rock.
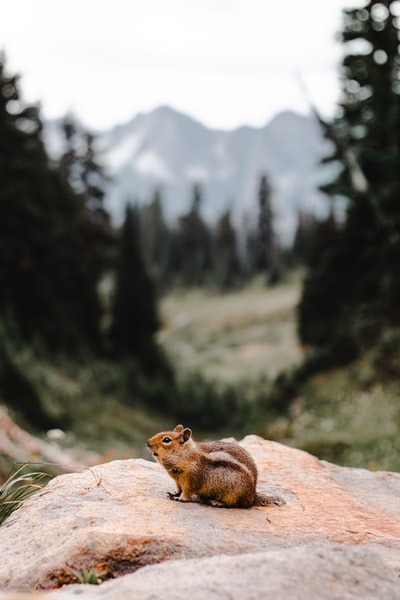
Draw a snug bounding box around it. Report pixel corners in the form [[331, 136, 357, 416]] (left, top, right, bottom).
[[47, 545, 400, 600], [0, 436, 399, 598]]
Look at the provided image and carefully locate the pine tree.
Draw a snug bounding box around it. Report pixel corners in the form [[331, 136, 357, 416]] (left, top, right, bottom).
[[298, 1, 400, 361], [0, 55, 106, 352], [172, 184, 213, 286], [110, 205, 161, 371], [213, 209, 241, 290], [256, 175, 274, 271], [59, 115, 115, 349], [291, 211, 319, 266], [60, 115, 110, 226], [247, 174, 279, 282], [140, 189, 171, 289]]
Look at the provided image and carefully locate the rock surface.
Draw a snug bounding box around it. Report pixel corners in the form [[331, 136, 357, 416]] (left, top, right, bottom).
[[0, 436, 399, 598], [48, 545, 400, 600]]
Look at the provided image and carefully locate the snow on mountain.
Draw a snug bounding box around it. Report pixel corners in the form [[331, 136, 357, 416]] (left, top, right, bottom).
[[106, 133, 143, 172], [44, 105, 332, 244]]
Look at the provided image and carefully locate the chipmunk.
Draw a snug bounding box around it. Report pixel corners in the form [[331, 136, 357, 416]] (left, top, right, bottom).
[[147, 424, 285, 509]]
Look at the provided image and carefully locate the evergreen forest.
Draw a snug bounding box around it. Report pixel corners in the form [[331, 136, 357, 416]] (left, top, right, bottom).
[[1, 0, 400, 477]]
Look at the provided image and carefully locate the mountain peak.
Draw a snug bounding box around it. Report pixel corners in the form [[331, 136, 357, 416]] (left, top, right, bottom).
[[147, 105, 209, 131]]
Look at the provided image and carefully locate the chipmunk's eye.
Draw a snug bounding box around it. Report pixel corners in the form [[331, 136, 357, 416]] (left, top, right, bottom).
[[162, 436, 172, 444]]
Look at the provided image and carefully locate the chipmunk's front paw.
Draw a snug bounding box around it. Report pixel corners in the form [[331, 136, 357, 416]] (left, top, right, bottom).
[[167, 491, 181, 501], [168, 491, 200, 503]]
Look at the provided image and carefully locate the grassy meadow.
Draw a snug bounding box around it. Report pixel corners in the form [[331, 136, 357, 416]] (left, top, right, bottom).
[[158, 275, 303, 383], [2, 272, 399, 476]]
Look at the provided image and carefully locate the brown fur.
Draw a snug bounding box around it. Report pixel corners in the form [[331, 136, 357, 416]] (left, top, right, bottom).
[[147, 424, 285, 509]]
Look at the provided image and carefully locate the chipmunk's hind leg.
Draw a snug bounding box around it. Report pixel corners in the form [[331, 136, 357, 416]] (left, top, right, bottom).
[[207, 498, 226, 507]]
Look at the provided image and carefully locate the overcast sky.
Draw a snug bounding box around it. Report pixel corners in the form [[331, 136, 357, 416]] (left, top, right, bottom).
[[1, 0, 365, 131]]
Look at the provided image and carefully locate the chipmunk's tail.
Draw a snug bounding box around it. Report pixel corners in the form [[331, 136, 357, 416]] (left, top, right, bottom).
[[253, 492, 286, 507]]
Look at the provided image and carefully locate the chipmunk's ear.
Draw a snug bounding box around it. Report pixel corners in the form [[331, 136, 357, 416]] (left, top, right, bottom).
[[174, 424, 184, 432], [182, 428, 192, 442]]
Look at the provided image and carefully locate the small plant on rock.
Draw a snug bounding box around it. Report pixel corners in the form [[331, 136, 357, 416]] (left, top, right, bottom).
[[68, 564, 106, 585]]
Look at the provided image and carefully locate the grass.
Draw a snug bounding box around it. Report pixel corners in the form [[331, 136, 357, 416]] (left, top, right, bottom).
[[260, 361, 400, 472], [0, 463, 50, 525], [158, 274, 303, 382]]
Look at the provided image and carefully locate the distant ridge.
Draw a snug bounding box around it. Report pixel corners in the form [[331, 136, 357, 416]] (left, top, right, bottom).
[[44, 106, 332, 243]]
